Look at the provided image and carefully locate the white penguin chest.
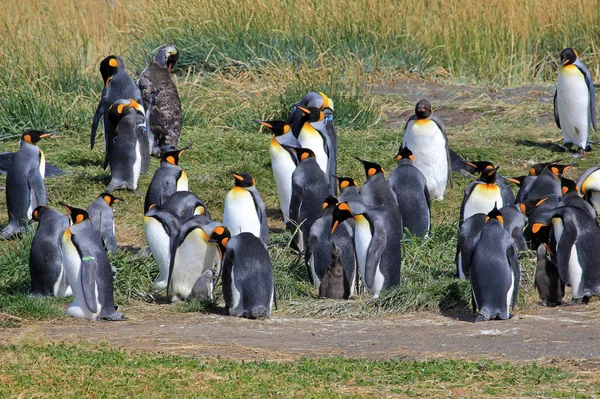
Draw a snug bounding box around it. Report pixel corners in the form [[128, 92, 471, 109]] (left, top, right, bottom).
[[269, 138, 296, 222], [132, 140, 142, 189], [223, 188, 261, 237], [143, 217, 171, 271], [171, 229, 216, 300], [463, 184, 503, 220], [298, 126, 328, 174], [176, 170, 188, 191], [61, 231, 82, 294], [557, 65, 590, 143], [354, 216, 372, 282]]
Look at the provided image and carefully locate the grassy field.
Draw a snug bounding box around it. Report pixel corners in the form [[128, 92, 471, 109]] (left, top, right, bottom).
[[2, 0, 600, 396]]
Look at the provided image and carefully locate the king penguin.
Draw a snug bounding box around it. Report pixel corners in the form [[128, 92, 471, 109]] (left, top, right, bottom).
[[554, 48, 597, 157], [143, 204, 181, 291], [60, 203, 124, 321], [2, 130, 50, 239], [459, 163, 503, 223], [208, 228, 275, 319], [253, 119, 299, 224], [336, 176, 362, 203], [144, 147, 189, 213], [29, 205, 71, 297], [355, 157, 399, 216], [577, 166, 600, 215], [161, 191, 211, 222], [222, 170, 269, 247], [402, 99, 453, 200], [523, 163, 572, 202], [470, 206, 520, 322], [138, 43, 182, 156], [86, 193, 122, 252]]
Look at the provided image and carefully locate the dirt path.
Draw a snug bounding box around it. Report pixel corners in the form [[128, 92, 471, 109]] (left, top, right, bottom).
[[3, 302, 600, 364]]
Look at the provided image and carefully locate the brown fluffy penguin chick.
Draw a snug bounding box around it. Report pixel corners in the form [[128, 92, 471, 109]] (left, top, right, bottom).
[[319, 244, 345, 299], [535, 245, 565, 307]]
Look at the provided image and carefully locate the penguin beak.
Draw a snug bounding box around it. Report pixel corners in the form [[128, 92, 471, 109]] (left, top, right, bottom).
[[504, 177, 521, 185], [296, 106, 310, 114], [39, 133, 51, 139], [252, 120, 273, 129], [562, 59, 569, 65]]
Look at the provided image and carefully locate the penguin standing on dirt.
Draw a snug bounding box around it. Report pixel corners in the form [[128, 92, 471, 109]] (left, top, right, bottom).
[[402, 99, 453, 200], [209, 227, 275, 319], [1, 130, 51, 239], [91, 55, 142, 168], [190, 268, 216, 300], [319, 244, 346, 300], [138, 43, 182, 156], [144, 147, 189, 213], [105, 99, 149, 192], [60, 203, 124, 321], [29, 206, 71, 297], [331, 201, 402, 298], [143, 205, 181, 291], [222, 170, 269, 247], [286, 147, 330, 252], [470, 206, 520, 322], [388, 146, 431, 236], [535, 242, 565, 307], [459, 163, 503, 223], [161, 191, 211, 222], [86, 193, 122, 252], [554, 48, 596, 157]]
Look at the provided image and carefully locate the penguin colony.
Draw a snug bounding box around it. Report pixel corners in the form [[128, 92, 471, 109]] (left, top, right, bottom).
[[1, 46, 599, 323]]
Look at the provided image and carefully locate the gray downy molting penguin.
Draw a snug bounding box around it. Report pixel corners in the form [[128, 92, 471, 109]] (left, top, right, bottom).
[[29, 206, 71, 297], [138, 43, 182, 156], [577, 166, 600, 215], [168, 216, 221, 302], [534, 236, 565, 307], [286, 146, 330, 252], [305, 196, 356, 298], [143, 204, 181, 291], [554, 48, 597, 157], [459, 162, 503, 223], [105, 98, 149, 192], [190, 268, 216, 301], [253, 119, 299, 224], [222, 170, 269, 247], [319, 244, 346, 300], [86, 193, 122, 252], [402, 99, 453, 200], [91, 55, 143, 168], [355, 157, 399, 216], [388, 146, 431, 236], [531, 205, 600, 303], [59, 203, 124, 321], [2, 130, 50, 239], [331, 201, 402, 298], [470, 206, 520, 322], [522, 163, 572, 203], [455, 213, 487, 280], [144, 147, 189, 213], [209, 228, 275, 319], [336, 176, 362, 204], [161, 191, 211, 222]]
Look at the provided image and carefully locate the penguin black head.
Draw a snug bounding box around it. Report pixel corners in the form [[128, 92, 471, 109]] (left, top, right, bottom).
[[252, 119, 291, 136], [291, 147, 316, 162], [23, 130, 51, 145], [560, 48, 578, 66], [415, 99, 432, 119], [99, 55, 121, 87], [336, 176, 358, 192], [30, 205, 46, 223], [155, 44, 179, 72], [529, 159, 562, 176], [331, 202, 354, 233], [161, 146, 189, 166], [297, 91, 334, 111], [208, 226, 231, 257], [465, 161, 499, 183], [560, 176, 579, 196], [485, 204, 503, 225], [322, 196, 338, 210], [355, 157, 384, 179], [99, 193, 123, 207], [229, 170, 256, 188], [518, 195, 553, 216], [549, 164, 573, 179], [108, 99, 145, 129], [296, 106, 325, 123], [59, 202, 90, 225], [395, 146, 414, 162]]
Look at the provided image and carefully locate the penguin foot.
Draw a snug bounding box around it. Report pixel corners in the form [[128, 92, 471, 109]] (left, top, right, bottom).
[[101, 312, 126, 321], [474, 313, 489, 323], [572, 147, 585, 158]]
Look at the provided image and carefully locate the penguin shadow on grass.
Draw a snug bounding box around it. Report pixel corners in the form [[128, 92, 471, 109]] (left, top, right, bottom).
[[515, 139, 572, 153], [439, 281, 478, 323], [265, 208, 285, 233]]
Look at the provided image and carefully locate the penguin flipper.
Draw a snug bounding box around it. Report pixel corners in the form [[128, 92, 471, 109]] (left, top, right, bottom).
[[429, 114, 453, 188], [91, 96, 107, 149], [575, 60, 597, 131], [459, 182, 477, 222], [555, 212, 578, 287], [250, 191, 269, 246], [364, 231, 387, 291], [28, 169, 47, 209], [81, 255, 99, 314], [304, 230, 318, 284], [553, 89, 561, 129], [507, 242, 520, 310]]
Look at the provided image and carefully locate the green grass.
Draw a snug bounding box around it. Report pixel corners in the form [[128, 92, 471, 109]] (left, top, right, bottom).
[[0, 342, 596, 398]]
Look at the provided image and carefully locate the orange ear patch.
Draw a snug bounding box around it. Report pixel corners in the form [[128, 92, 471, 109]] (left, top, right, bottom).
[[301, 152, 310, 161], [338, 202, 351, 212], [532, 223, 546, 234], [75, 214, 84, 224], [213, 226, 225, 235], [283, 124, 291, 134], [109, 58, 118, 67], [117, 103, 126, 113], [103, 195, 112, 205], [340, 181, 350, 189], [166, 156, 176, 165], [23, 134, 32, 144], [562, 186, 569, 196], [221, 237, 229, 247], [367, 168, 377, 177], [519, 203, 526, 214]]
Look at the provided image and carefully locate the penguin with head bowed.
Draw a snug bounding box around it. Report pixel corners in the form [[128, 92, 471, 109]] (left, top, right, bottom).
[[1, 130, 50, 239], [388, 146, 431, 236], [86, 193, 122, 252], [319, 244, 346, 300], [29, 205, 71, 297], [91, 55, 143, 168], [554, 48, 596, 157], [168, 216, 221, 302], [470, 205, 520, 322], [286, 146, 330, 252], [190, 268, 216, 301], [105, 98, 149, 193], [59, 203, 124, 321], [518, 194, 559, 249], [355, 157, 399, 218], [161, 191, 211, 222], [531, 205, 600, 303], [144, 204, 181, 291], [559, 175, 596, 218], [336, 176, 362, 204], [498, 204, 528, 252], [459, 162, 503, 224], [223, 170, 269, 247], [331, 200, 402, 298], [253, 118, 299, 223], [511, 159, 563, 203], [577, 166, 600, 215], [402, 99, 453, 200], [209, 227, 275, 319], [138, 43, 182, 157], [144, 146, 189, 213], [523, 163, 573, 203], [305, 196, 356, 298]]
